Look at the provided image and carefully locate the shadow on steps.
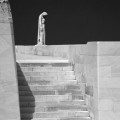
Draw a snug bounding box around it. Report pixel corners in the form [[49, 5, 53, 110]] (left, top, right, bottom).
[[17, 63, 35, 120]]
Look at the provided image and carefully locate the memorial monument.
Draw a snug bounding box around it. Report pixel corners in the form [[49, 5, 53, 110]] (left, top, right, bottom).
[[36, 12, 48, 45]]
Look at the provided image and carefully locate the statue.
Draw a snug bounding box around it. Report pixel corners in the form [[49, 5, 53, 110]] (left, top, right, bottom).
[[37, 12, 48, 45]]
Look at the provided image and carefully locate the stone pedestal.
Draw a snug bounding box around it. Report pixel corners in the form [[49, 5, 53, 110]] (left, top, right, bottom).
[[0, 1, 20, 120]]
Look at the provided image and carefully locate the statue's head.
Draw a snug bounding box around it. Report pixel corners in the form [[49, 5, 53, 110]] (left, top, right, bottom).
[[42, 12, 48, 16], [0, 0, 8, 3]]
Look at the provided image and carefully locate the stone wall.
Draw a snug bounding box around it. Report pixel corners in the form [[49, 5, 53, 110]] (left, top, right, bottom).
[[15, 45, 69, 59], [0, 0, 20, 120], [68, 43, 98, 120], [98, 42, 120, 120]]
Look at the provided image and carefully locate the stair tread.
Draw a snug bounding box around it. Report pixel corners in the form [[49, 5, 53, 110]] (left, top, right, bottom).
[[22, 116, 91, 120]]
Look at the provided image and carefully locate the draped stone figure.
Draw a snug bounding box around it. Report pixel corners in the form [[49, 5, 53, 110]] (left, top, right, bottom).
[[37, 12, 48, 45]]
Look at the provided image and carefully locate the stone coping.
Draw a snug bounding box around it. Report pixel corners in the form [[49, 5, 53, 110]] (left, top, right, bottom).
[[17, 59, 69, 63]]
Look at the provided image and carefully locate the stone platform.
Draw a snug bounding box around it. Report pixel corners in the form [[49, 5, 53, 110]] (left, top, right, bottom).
[[16, 53, 69, 63]]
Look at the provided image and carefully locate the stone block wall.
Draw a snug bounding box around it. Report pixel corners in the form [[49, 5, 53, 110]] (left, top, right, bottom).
[[68, 43, 98, 120], [98, 42, 120, 120]]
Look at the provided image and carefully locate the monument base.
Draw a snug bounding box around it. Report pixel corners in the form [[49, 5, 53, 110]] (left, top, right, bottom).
[[34, 43, 47, 48]]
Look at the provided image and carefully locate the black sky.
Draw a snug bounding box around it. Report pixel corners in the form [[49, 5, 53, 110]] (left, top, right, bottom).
[[9, 0, 120, 45]]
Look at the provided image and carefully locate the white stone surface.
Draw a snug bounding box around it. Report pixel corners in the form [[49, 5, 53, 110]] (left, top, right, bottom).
[[98, 42, 120, 56], [99, 99, 113, 110], [99, 77, 120, 88], [99, 111, 120, 120], [98, 66, 111, 77], [0, 1, 20, 120]]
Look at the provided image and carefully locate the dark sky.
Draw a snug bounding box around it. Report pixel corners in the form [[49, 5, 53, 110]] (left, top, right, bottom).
[[9, 0, 120, 45]]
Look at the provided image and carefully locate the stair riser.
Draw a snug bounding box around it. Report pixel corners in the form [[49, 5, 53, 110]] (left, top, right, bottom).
[[19, 92, 83, 96], [19, 92, 84, 101], [18, 75, 76, 80], [21, 111, 89, 118], [19, 86, 82, 92], [20, 101, 85, 107], [18, 80, 50, 85], [20, 106, 88, 113], [17, 63, 72, 67], [72, 95, 85, 100], [19, 94, 72, 102], [18, 79, 77, 85], [18, 76, 76, 82], [19, 84, 81, 90], [17, 66, 73, 72], [19, 91, 56, 95], [18, 71, 74, 76]]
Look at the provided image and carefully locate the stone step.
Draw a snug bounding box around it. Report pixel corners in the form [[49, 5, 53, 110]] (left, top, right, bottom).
[[18, 73, 76, 80], [19, 84, 81, 90], [18, 77, 77, 85], [17, 66, 73, 72], [18, 80, 50, 86], [17, 63, 72, 67], [19, 94, 72, 102], [18, 81, 78, 89], [72, 94, 85, 100], [21, 110, 89, 118], [19, 91, 84, 100], [17, 71, 74, 76], [20, 104, 88, 113], [20, 100, 86, 108], [60, 117, 91, 120], [19, 85, 82, 92], [18, 76, 76, 82], [21, 117, 91, 120], [57, 90, 82, 95], [19, 90, 83, 96], [18, 67, 73, 72], [19, 90, 56, 95]]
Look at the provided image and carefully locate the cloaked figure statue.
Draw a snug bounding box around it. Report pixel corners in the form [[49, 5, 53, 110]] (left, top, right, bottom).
[[37, 12, 48, 45]]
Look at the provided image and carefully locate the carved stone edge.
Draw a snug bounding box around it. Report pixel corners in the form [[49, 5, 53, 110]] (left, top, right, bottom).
[[0, 0, 12, 22], [0, 0, 8, 3]]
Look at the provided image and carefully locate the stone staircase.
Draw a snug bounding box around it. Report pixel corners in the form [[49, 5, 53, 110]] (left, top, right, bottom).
[[17, 62, 92, 120]]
